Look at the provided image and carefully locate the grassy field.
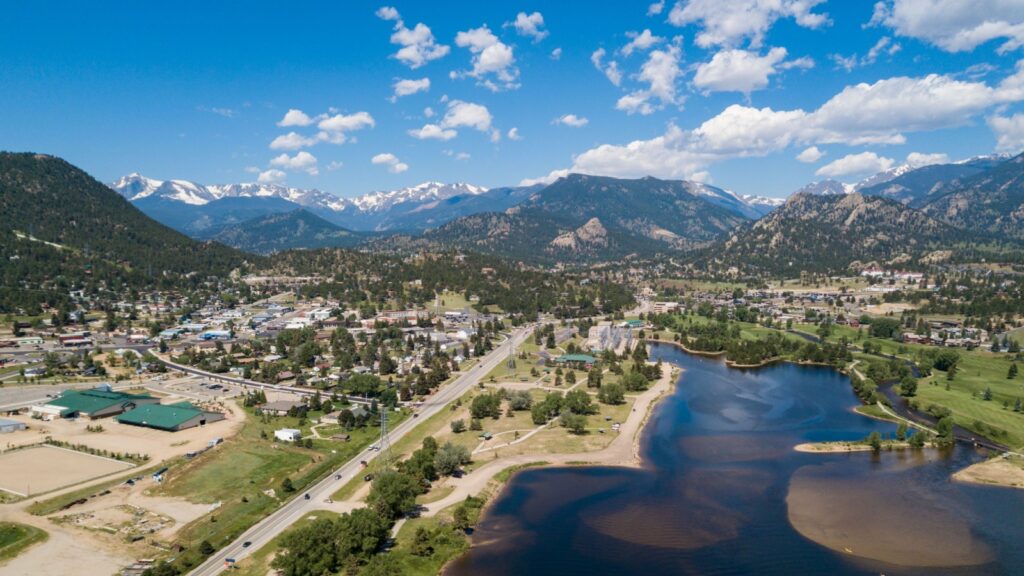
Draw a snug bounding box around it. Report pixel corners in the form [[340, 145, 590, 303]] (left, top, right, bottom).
[[152, 405, 406, 570], [435, 290, 473, 312], [0, 522, 48, 564]]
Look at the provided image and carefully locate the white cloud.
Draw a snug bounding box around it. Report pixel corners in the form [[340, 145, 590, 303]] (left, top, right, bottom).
[[621, 29, 664, 56], [441, 100, 493, 131], [379, 7, 450, 69], [668, 0, 829, 48], [571, 124, 716, 179], [392, 78, 430, 100], [988, 112, 1024, 151], [520, 168, 570, 187], [815, 151, 894, 177], [257, 169, 286, 184], [796, 146, 825, 163], [905, 151, 950, 167], [507, 127, 522, 140], [270, 131, 317, 150], [327, 160, 344, 171], [694, 47, 791, 94], [510, 11, 548, 42], [270, 151, 319, 175], [648, 1, 666, 16], [551, 47, 562, 60], [591, 48, 623, 86], [616, 45, 683, 115], [444, 149, 472, 160], [454, 25, 519, 91], [553, 114, 589, 127], [371, 152, 409, 173], [423, 106, 435, 118], [872, 0, 1024, 53], [831, 36, 901, 71], [277, 109, 314, 127], [408, 123, 457, 140], [317, 111, 375, 133], [375, 6, 400, 21]]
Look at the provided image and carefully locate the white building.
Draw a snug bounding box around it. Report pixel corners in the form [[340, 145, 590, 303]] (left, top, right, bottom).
[[274, 428, 302, 442]]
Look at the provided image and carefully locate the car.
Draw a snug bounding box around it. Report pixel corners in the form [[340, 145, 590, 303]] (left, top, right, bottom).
[[304, 493, 310, 500], [242, 541, 252, 548], [363, 473, 374, 482], [359, 460, 368, 467]]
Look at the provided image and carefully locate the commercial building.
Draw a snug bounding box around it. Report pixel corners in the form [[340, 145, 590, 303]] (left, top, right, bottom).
[[116, 402, 225, 432], [31, 388, 160, 420]]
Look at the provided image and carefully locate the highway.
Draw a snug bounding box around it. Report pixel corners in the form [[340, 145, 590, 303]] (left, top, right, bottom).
[[188, 326, 533, 575]]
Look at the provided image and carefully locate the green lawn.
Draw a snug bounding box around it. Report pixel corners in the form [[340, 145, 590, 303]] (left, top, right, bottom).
[[0, 522, 48, 564]]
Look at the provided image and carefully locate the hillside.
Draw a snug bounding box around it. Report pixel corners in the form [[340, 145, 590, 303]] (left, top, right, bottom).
[[0, 152, 251, 312], [134, 195, 301, 237], [381, 174, 750, 263], [858, 155, 1007, 206], [211, 209, 366, 254], [921, 153, 1024, 239], [711, 192, 967, 274]]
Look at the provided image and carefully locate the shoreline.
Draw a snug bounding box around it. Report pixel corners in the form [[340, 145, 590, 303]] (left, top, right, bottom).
[[794, 441, 912, 453], [952, 455, 1024, 490]]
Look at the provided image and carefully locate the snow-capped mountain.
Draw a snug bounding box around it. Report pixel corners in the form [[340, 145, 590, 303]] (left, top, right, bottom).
[[740, 194, 786, 216], [794, 179, 857, 196], [351, 182, 488, 213]]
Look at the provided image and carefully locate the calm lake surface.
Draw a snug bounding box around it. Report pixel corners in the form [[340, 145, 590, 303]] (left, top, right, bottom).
[[447, 343, 1024, 576]]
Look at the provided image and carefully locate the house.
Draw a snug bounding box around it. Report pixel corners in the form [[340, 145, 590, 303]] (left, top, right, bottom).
[[555, 354, 598, 369], [276, 371, 295, 382], [274, 428, 302, 442], [31, 388, 160, 420], [116, 402, 225, 432]]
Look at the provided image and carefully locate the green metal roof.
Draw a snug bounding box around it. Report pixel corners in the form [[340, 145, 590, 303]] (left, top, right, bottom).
[[556, 354, 598, 364], [49, 389, 156, 417], [116, 403, 204, 430]]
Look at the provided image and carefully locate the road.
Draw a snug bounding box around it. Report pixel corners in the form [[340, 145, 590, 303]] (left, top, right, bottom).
[[156, 355, 378, 406], [188, 326, 533, 576]]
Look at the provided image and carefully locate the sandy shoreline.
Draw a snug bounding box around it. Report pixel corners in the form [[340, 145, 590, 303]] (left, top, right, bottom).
[[953, 455, 1024, 490]]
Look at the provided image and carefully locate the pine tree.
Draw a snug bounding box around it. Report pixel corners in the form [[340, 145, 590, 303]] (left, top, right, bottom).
[[1009, 363, 1018, 379]]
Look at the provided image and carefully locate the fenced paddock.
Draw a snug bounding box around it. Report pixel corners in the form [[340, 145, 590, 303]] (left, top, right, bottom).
[[0, 445, 134, 497]]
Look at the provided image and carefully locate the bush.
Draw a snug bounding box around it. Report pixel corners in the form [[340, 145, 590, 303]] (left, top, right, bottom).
[[597, 382, 626, 405], [450, 419, 466, 433], [434, 442, 471, 476]]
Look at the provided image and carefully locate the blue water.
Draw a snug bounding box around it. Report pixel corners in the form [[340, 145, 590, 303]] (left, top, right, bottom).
[[447, 344, 1024, 575]]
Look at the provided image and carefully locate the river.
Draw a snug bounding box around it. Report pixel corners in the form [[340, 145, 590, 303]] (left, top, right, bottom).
[[447, 343, 1024, 575]]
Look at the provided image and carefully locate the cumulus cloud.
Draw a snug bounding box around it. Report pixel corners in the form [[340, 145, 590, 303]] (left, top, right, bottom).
[[407, 123, 457, 140], [668, 0, 829, 48], [621, 29, 664, 56], [270, 151, 319, 175], [270, 131, 318, 150], [507, 127, 522, 140], [371, 152, 409, 173], [648, 1, 666, 16], [988, 112, 1024, 151], [694, 47, 811, 94], [509, 11, 548, 42], [454, 25, 519, 91], [377, 7, 450, 69], [277, 109, 314, 127], [392, 78, 430, 101], [591, 48, 623, 86], [318, 111, 375, 133], [871, 0, 1024, 53], [327, 160, 344, 171], [257, 168, 286, 184], [553, 114, 589, 127], [905, 151, 950, 167], [796, 146, 825, 163], [408, 100, 495, 141], [616, 45, 683, 115], [550, 47, 562, 60], [441, 100, 494, 131], [815, 151, 894, 177]]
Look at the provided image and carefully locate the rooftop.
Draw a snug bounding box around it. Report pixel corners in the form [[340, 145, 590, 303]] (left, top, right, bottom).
[[116, 402, 209, 430]]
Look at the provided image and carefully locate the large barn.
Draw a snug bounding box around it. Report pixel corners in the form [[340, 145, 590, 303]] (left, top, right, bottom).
[[115, 402, 225, 432], [31, 388, 160, 420]]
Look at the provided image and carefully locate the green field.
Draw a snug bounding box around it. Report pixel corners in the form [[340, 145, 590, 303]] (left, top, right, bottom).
[[0, 522, 48, 564], [152, 405, 406, 571]]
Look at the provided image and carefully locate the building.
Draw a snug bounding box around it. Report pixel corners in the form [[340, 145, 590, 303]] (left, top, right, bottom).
[[555, 354, 598, 369], [31, 388, 160, 420], [652, 301, 680, 314], [274, 428, 302, 442], [0, 418, 26, 433], [116, 402, 226, 432]]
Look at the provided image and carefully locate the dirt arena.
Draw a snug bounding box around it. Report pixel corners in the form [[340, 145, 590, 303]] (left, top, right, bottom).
[[0, 445, 134, 497]]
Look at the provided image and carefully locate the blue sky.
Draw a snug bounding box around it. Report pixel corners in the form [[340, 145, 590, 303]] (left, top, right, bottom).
[[3, 1, 1024, 199]]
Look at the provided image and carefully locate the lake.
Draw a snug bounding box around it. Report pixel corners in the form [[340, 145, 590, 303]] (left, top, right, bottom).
[[447, 343, 1024, 575]]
